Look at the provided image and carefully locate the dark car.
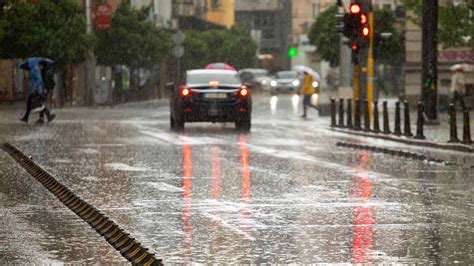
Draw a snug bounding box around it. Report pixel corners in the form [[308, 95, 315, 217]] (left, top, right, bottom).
[[169, 69, 252, 132]]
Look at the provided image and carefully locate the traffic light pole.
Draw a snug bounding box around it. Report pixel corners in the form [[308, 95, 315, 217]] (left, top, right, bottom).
[[367, 7, 374, 119], [353, 62, 360, 101]]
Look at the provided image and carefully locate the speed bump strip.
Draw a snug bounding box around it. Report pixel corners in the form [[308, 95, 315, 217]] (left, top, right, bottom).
[[2, 143, 163, 265]]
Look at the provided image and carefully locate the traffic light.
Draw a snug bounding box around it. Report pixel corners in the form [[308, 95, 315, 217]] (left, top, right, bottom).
[[335, 3, 370, 52], [350, 3, 370, 50], [288, 47, 298, 58]]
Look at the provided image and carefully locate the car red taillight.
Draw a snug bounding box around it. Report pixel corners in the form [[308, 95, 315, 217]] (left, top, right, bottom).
[[240, 86, 249, 97], [181, 87, 190, 96]]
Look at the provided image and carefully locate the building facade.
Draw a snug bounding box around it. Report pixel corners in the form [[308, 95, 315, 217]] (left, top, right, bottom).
[[206, 0, 235, 28], [235, 0, 292, 71]]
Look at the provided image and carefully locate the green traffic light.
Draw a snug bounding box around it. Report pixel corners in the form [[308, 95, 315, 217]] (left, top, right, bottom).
[[288, 47, 298, 58]]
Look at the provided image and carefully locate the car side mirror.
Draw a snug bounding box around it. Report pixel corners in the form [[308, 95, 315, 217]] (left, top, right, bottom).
[[165, 82, 175, 91]]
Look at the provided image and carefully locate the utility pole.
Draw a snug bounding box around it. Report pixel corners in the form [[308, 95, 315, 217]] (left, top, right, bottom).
[[421, 0, 438, 123], [84, 0, 96, 106]]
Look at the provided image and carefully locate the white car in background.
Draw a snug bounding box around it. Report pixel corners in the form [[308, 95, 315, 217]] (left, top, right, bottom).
[[270, 71, 301, 94], [239, 68, 272, 91]]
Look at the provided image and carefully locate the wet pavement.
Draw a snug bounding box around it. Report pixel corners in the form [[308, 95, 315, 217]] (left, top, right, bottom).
[[0, 94, 473, 264]]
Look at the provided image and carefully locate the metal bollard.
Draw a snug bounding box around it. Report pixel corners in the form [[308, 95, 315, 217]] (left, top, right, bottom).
[[373, 100, 380, 133], [403, 101, 413, 137], [394, 101, 402, 136], [354, 99, 361, 131], [383, 101, 390, 134], [462, 110, 472, 144], [347, 98, 353, 129], [364, 99, 370, 132], [330, 98, 336, 127], [448, 103, 460, 143], [338, 98, 345, 128], [415, 101, 425, 139]]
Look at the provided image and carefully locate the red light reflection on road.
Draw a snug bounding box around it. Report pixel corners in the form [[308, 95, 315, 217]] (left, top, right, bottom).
[[182, 137, 192, 261], [211, 146, 222, 199], [240, 135, 251, 204], [352, 151, 374, 264]]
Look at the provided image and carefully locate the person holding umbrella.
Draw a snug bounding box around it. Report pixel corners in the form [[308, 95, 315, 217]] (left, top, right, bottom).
[[299, 70, 318, 118], [19, 57, 56, 124]]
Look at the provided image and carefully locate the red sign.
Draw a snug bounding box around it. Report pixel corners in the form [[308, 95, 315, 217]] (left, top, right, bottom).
[[92, 3, 112, 30]]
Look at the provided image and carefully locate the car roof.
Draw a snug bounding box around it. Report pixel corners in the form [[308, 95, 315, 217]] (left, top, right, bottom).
[[187, 69, 238, 75]]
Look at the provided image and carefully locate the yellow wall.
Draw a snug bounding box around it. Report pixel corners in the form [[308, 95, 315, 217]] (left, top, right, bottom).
[[207, 0, 235, 28]]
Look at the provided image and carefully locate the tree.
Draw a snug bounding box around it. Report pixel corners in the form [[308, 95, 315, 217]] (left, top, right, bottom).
[[95, 3, 171, 69], [373, 9, 404, 65], [308, 4, 340, 67], [401, 0, 474, 50], [0, 0, 93, 68], [179, 26, 256, 70], [223, 26, 257, 69], [181, 31, 210, 70]]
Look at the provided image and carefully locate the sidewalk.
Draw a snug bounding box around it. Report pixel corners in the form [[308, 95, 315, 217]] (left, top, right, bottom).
[[330, 97, 473, 153], [380, 98, 472, 143]]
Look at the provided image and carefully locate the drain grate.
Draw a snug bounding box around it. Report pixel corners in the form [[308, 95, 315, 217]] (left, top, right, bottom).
[[2, 142, 162, 265]]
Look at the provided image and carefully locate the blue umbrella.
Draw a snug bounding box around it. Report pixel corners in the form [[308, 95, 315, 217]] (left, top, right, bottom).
[[20, 57, 54, 96], [20, 57, 54, 71]]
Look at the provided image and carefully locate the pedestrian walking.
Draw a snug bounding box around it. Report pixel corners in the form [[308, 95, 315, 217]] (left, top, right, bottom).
[[300, 70, 318, 118], [450, 68, 466, 110], [19, 57, 56, 124], [38, 60, 56, 124]]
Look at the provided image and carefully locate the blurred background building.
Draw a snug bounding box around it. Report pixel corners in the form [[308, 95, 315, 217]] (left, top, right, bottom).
[[235, 0, 292, 71]]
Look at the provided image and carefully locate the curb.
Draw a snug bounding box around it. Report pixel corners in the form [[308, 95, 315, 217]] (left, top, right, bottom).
[[331, 127, 474, 153]]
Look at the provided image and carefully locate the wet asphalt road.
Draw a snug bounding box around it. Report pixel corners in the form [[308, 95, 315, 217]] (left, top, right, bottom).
[[0, 94, 473, 264]]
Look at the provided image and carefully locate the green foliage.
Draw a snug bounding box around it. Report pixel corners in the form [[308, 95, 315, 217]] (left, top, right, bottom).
[[181, 31, 209, 70], [95, 3, 171, 68], [308, 4, 340, 67], [438, 4, 474, 49], [400, 0, 474, 49], [373, 9, 404, 64], [0, 0, 93, 68], [180, 26, 257, 70], [222, 26, 257, 69]]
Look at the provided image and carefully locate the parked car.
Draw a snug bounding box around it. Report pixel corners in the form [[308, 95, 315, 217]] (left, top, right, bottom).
[[270, 71, 301, 94], [168, 69, 252, 132], [239, 68, 272, 91]]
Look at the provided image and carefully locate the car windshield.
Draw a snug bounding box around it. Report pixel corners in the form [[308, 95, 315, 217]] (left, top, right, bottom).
[[187, 72, 241, 85], [276, 71, 297, 79]]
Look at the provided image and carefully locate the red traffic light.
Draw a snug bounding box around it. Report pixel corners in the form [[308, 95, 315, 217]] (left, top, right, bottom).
[[350, 4, 361, 14], [362, 26, 370, 36], [360, 14, 367, 24], [351, 45, 358, 51]]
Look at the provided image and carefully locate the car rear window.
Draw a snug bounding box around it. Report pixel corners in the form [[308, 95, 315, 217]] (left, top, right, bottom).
[[187, 72, 241, 85]]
